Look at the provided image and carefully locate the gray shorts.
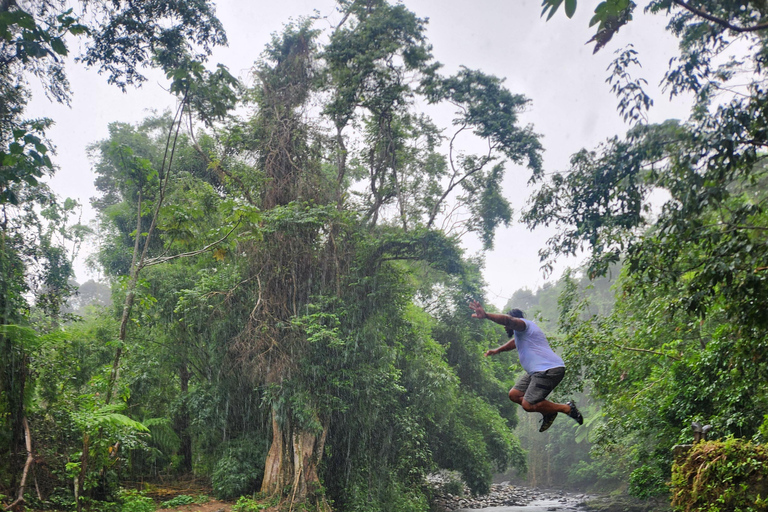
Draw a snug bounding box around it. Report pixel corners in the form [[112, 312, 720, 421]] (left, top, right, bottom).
[[513, 366, 565, 405]]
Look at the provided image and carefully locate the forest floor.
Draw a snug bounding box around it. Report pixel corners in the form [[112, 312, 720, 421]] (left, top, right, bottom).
[[140, 482, 232, 512], [157, 500, 232, 512]]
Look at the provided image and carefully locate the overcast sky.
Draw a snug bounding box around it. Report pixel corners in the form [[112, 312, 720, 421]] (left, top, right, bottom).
[[29, 0, 691, 310]]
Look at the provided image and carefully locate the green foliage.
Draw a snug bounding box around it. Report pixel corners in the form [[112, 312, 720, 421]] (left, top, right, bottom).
[[1, 1, 229, 496], [541, 0, 635, 53], [67, 396, 151, 503], [211, 440, 265, 500], [232, 495, 277, 512], [12, 2, 554, 510], [79, 1, 227, 91], [0, 120, 54, 205], [566, 458, 624, 491], [671, 439, 768, 512], [441, 476, 465, 497], [119, 489, 156, 512], [759, 415, 768, 443], [606, 45, 653, 125], [523, 2, 768, 499], [160, 495, 207, 508], [324, 0, 541, 246], [0, 187, 86, 495], [423, 67, 542, 172], [629, 465, 668, 500]]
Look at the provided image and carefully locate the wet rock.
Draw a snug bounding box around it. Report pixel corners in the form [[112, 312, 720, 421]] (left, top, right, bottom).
[[428, 479, 588, 511]]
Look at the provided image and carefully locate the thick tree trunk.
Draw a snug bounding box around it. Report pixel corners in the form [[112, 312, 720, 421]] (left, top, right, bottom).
[[261, 407, 330, 511]]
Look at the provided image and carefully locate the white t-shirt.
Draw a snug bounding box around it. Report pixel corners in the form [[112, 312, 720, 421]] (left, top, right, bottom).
[[513, 319, 564, 374]]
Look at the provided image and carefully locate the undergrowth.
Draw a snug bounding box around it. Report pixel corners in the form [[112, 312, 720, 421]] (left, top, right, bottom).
[[671, 438, 768, 512], [160, 495, 209, 508]]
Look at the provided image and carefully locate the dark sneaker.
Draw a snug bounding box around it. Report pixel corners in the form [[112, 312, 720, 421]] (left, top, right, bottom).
[[539, 412, 558, 432], [567, 400, 584, 425]]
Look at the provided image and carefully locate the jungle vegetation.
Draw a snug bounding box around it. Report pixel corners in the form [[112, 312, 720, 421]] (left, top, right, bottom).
[[2, 0, 768, 511]]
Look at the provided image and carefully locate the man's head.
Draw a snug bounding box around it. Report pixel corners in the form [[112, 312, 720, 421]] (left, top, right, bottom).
[[508, 308, 525, 319]]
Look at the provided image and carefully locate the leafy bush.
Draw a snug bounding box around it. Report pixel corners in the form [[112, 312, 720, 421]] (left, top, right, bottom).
[[160, 495, 207, 508], [118, 489, 155, 512], [671, 438, 768, 512], [758, 414, 768, 444], [211, 440, 265, 500], [566, 458, 624, 492], [441, 477, 465, 497], [231, 496, 273, 512], [379, 484, 428, 512], [628, 464, 667, 499]]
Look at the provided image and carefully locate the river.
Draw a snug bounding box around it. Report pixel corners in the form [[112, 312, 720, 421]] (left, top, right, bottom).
[[457, 496, 582, 512], [432, 483, 588, 511]]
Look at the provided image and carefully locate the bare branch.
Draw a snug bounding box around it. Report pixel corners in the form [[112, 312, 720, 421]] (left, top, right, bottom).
[[4, 417, 33, 511], [143, 217, 242, 267], [672, 0, 768, 32]]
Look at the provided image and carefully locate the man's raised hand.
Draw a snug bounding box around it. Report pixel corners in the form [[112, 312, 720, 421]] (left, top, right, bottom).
[[469, 300, 486, 319]]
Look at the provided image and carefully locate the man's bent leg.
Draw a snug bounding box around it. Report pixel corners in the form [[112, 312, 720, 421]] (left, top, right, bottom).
[[521, 399, 570, 415], [509, 373, 530, 406], [520, 368, 569, 432], [509, 388, 524, 404], [521, 368, 565, 409]]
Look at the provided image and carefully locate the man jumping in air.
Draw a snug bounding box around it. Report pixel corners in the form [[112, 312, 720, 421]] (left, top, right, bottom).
[[469, 300, 583, 432]]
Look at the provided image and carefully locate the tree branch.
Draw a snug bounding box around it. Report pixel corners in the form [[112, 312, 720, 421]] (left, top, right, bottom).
[[672, 0, 768, 32], [143, 217, 242, 267], [612, 342, 681, 360], [4, 417, 33, 511]]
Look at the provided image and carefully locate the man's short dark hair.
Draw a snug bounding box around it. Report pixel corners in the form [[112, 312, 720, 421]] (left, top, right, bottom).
[[508, 308, 524, 318]]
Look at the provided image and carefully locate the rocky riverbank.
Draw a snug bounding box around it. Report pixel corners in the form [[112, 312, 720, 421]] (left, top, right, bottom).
[[431, 482, 588, 511], [428, 476, 671, 512]]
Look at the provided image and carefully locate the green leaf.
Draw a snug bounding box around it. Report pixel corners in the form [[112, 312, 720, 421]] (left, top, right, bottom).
[[542, 0, 565, 20], [97, 413, 150, 432], [0, 10, 37, 31], [565, 0, 577, 18], [23, 134, 41, 145], [50, 37, 67, 56], [68, 24, 88, 36]]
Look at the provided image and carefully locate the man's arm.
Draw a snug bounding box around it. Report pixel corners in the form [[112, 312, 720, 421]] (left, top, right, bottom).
[[485, 337, 516, 357], [469, 300, 526, 331]]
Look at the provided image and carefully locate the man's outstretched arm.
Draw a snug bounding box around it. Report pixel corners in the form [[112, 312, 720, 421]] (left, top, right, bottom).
[[485, 337, 516, 357], [469, 300, 525, 331]]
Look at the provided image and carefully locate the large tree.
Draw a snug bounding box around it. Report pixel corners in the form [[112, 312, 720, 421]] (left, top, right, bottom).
[[86, 2, 543, 510], [235, 3, 542, 506]]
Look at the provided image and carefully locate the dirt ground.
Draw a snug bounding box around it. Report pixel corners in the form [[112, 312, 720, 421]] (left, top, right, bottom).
[[139, 483, 233, 512], [157, 500, 233, 512]]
